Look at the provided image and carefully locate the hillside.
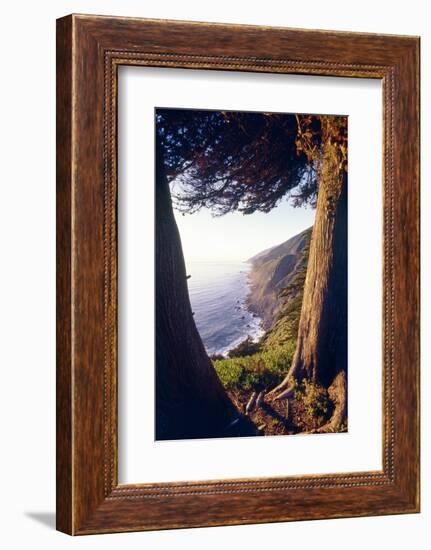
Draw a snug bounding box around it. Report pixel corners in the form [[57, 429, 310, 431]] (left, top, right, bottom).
[[248, 227, 311, 266], [246, 227, 312, 331]]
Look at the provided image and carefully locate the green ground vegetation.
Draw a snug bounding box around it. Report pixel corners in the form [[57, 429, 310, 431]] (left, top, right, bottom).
[[213, 237, 310, 395]]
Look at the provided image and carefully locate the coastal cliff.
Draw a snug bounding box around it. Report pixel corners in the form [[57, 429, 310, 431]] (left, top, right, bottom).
[[246, 227, 312, 338]]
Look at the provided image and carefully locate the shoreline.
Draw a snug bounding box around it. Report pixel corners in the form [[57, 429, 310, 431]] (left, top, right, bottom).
[[215, 263, 265, 357], [217, 300, 265, 358], [188, 259, 265, 357]]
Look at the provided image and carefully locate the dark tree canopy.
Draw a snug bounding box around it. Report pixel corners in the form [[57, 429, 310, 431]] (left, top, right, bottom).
[[155, 108, 323, 216]]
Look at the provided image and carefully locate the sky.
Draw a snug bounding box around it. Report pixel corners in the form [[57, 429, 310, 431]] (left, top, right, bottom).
[[174, 197, 315, 263]]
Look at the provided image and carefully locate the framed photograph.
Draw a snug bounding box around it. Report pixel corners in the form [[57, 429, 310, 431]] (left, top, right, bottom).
[[56, 14, 420, 534]]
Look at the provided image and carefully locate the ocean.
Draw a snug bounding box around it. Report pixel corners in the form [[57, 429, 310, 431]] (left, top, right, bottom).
[[186, 260, 264, 356]]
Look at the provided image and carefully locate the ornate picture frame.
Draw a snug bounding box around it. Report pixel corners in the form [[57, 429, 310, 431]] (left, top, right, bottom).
[[56, 14, 420, 534]]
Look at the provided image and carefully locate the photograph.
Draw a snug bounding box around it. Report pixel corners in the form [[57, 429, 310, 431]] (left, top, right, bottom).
[[155, 107, 348, 440]]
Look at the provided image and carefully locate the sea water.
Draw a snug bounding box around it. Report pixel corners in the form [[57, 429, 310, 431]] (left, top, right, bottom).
[[186, 260, 264, 356]]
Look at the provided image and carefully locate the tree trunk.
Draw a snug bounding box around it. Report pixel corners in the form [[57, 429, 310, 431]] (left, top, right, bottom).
[[270, 140, 348, 421], [155, 166, 256, 440]]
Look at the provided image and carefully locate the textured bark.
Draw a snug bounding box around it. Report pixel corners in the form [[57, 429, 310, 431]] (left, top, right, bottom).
[[155, 166, 256, 440], [270, 140, 347, 401], [316, 371, 347, 433]]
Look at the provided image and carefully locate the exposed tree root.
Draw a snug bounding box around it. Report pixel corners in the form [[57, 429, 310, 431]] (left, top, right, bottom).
[[267, 376, 296, 401], [315, 371, 347, 433], [267, 370, 347, 434], [255, 391, 265, 408], [267, 377, 293, 398], [274, 385, 295, 401], [245, 392, 257, 415]]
